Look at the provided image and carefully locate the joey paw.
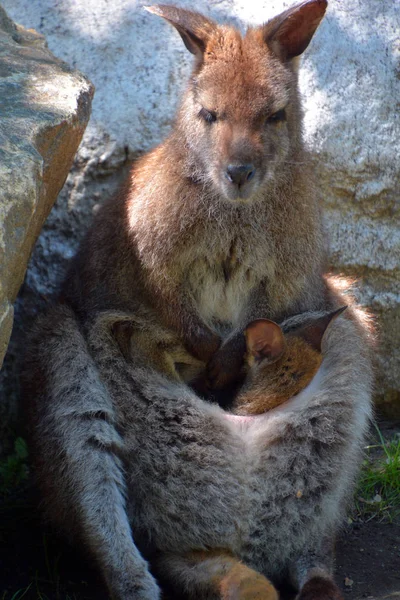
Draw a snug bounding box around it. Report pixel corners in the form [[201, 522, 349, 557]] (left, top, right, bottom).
[[206, 337, 246, 390], [188, 329, 221, 363]]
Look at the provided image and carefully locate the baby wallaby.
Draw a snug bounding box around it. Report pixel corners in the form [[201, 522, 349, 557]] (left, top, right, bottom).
[[234, 306, 347, 415], [112, 306, 347, 417]]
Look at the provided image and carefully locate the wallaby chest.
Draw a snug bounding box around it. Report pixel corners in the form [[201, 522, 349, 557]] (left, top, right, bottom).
[[184, 231, 275, 328]]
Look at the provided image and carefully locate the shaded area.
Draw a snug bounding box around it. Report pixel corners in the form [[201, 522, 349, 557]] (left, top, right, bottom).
[[1, 421, 399, 600], [336, 521, 400, 599], [0, 486, 108, 600], [1, 486, 399, 600]]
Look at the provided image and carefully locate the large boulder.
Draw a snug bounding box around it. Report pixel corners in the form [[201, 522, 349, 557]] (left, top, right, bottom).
[[1, 0, 399, 415], [0, 6, 93, 442]]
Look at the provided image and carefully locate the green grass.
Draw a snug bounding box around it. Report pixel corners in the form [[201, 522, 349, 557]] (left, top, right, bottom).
[[1, 583, 79, 600], [1, 585, 32, 600], [0, 437, 28, 494], [354, 423, 400, 523]]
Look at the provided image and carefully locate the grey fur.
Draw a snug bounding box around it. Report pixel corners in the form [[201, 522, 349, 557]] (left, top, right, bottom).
[[22, 3, 374, 599], [23, 302, 373, 599]]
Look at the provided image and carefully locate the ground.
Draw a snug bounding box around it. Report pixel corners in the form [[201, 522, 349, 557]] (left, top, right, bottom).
[[336, 520, 400, 599], [1, 420, 399, 600]]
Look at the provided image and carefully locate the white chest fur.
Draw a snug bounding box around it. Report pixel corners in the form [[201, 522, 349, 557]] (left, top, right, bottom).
[[191, 267, 254, 326], [186, 250, 275, 329], [214, 366, 325, 458]]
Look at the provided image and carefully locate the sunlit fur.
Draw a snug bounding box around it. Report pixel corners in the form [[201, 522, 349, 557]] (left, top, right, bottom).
[[177, 27, 298, 203], [21, 3, 375, 600]]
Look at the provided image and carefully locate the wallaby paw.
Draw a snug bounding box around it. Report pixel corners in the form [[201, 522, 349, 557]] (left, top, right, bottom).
[[110, 570, 161, 600], [135, 572, 161, 600], [206, 340, 245, 390], [296, 576, 343, 600], [219, 563, 278, 600]]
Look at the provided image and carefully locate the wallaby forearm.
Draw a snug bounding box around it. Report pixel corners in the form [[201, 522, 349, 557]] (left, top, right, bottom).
[[151, 286, 221, 362]]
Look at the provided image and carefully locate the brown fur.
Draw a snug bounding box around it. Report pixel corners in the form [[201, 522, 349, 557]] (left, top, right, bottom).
[[235, 334, 322, 415], [297, 575, 344, 600], [62, 1, 328, 387], [234, 307, 347, 415], [153, 550, 278, 600], [21, 3, 375, 600]]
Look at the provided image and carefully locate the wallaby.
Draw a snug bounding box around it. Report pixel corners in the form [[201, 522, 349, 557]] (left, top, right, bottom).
[[233, 306, 347, 415], [22, 2, 374, 600], [114, 306, 347, 416], [106, 305, 348, 599]]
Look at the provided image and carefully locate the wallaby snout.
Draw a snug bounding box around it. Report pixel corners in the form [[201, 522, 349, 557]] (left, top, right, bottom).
[[226, 164, 256, 186], [215, 128, 269, 201], [225, 163, 256, 197]]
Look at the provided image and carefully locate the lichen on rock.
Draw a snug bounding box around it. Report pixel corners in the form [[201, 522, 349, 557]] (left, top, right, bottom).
[[0, 5, 93, 446]]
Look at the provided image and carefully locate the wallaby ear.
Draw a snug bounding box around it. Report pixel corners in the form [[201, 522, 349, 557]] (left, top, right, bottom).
[[296, 305, 347, 352], [262, 0, 327, 61], [245, 319, 286, 363], [145, 5, 217, 59]]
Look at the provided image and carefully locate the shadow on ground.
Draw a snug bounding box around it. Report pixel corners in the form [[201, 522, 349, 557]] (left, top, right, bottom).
[[1, 422, 399, 600]]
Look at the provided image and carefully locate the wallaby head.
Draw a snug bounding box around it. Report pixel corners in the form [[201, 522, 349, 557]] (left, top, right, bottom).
[[146, 1, 327, 202], [234, 306, 347, 414]]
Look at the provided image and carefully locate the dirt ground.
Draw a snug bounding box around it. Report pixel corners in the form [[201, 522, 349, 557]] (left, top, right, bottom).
[[335, 420, 400, 600], [1, 422, 399, 600], [336, 520, 400, 599]]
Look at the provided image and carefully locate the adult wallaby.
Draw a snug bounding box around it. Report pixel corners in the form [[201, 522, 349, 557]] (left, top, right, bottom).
[[22, 2, 374, 599]]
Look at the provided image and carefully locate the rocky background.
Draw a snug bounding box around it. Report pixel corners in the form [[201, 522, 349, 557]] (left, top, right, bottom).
[[0, 0, 399, 448], [0, 4, 93, 449]]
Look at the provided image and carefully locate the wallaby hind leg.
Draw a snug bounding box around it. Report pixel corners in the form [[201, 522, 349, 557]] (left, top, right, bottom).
[[289, 537, 343, 600], [154, 550, 278, 600], [23, 306, 160, 600], [55, 425, 160, 600]]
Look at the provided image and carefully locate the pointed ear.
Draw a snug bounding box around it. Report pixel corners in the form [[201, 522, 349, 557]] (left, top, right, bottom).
[[261, 0, 327, 61], [145, 5, 217, 59], [296, 306, 347, 352], [245, 319, 286, 363]]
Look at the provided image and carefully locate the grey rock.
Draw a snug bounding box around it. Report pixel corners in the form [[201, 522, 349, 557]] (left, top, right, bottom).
[[1, 0, 399, 415], [0, 5, 93, 443]]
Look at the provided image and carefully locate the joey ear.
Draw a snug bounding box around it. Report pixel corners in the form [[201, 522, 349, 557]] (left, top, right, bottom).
[[245, 319, 285, 363], [145, 5, 217, 59], [262, 0, 327, 60], [111, 320, 134, 361], [296, 305, 347, 352]]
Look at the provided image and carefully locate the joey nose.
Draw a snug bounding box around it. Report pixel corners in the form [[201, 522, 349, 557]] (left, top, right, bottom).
[[226, 164, 256, 187]]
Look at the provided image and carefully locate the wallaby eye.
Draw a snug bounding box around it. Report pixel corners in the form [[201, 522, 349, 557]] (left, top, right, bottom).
[[267, 109, 287, 124], [199, 107, 217, 124]]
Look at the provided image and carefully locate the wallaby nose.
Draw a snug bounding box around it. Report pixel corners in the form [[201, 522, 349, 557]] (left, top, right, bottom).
[[226, 164, 256, 187]]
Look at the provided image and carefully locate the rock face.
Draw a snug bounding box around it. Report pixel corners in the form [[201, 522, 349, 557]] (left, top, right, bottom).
[[0, 0, 399, 415], [0, 6, 93, 439]]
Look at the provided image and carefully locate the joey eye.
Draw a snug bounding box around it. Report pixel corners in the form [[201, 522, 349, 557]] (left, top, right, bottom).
[[267, 109, 287, 124], [199, 107, 217, 124]]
